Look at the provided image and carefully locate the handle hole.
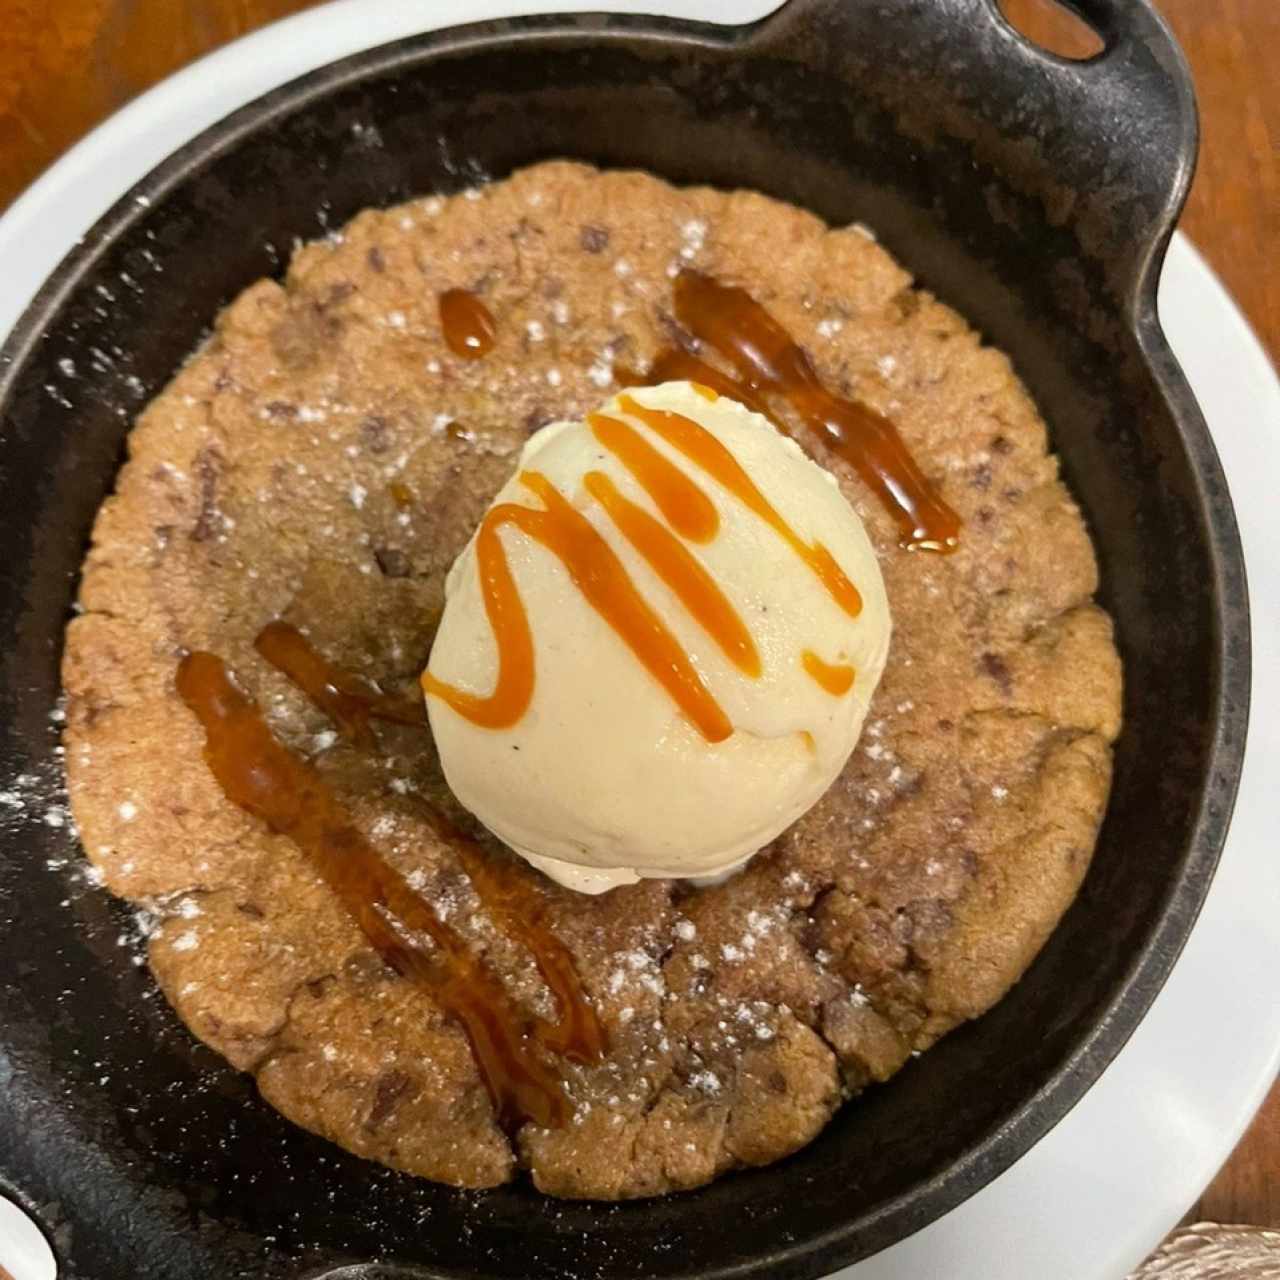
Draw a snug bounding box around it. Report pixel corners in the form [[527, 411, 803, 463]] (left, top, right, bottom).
[[997, 0, 1106, 60]]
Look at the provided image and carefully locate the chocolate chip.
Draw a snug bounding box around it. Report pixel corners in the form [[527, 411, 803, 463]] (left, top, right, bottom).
[[366, 1069, 418, 1130], [343, 949, 391, 985], [990, 434, 1013, 455], [766, 1070, 789, 1095], [236, 901, 265, 919], [971, 463, 992, 491], [373, 546, 412, 578], [263, 399, 298, 421], [359, 414, 391, 453], [189, 447, 224, 543], [324, 281, 356, 306], [899, 898, 953, 942], [891, 288, 921, 320], [77, 699, 106, 730], [655, 306, 697, 352], [367, 246, 386, 273], [978, 651, 1012, 697], [579, 224, 610, 253], [896, 770, 925, 800], [271, 301, 341, 370], [524, 406, 552, 433]]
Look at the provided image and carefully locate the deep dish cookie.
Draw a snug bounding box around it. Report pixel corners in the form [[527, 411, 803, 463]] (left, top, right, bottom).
[[62, 160, 1120, 1198]]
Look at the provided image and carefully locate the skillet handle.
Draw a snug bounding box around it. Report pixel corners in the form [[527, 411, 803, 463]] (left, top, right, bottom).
[[1053, 0, 1183, 52], [745, 0, 1199, 299]]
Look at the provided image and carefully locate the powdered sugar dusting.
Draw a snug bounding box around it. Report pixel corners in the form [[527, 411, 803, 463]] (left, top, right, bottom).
[[687, 1068, 722, 1095], [1, 752, 77, 841]]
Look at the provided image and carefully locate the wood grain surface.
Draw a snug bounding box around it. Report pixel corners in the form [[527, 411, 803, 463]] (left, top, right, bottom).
[[1, 0, 1277, 1247]]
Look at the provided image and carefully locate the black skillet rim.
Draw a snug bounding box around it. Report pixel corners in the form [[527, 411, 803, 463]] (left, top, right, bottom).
[[0, 3, 1252, 1277]]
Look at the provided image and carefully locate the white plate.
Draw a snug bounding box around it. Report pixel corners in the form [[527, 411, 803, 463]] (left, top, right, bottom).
[[0, 5, 1276, 1280]]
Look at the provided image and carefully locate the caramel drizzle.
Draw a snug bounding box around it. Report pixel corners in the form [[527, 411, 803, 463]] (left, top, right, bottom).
[[421, 508, 535, 731], [588, 412, 719, 543], [618, 348, 777, 426], [617, 395, 863, 619], [255, 621, 425, 749], [584, 470, 760, 678], [177, 650, 597, 1130], [251, 624, 608, 1072], [801, 649, 856, 696], [444, 834, 605, 1062], [635, 270, 961, 553], [423, 471, 733, 742], [439, 288, 497, 359]]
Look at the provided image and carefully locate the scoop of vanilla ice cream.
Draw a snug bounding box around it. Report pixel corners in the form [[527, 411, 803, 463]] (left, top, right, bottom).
[[424, 382, 890, 893]]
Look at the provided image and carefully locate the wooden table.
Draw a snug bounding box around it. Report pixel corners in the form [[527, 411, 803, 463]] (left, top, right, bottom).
[[2, 0, 1277, 1249]]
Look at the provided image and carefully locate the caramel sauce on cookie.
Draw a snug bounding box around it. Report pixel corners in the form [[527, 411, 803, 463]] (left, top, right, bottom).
[[439, 288, 497, 359], [629, 270, 962, 553], [252, 624, 606, 1064], [254, 620, 425, 750], [248, 626, 607, 1071], [176, 650, 587, 1130], [444, 833, 606, 1064], [618, 349, 777, 426]]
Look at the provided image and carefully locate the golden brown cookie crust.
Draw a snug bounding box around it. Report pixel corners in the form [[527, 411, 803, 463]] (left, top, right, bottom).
[[62, 161, 1121, 1198]]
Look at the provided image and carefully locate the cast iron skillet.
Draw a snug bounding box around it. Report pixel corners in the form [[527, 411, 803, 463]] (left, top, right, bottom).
[[0, 0, 1251, 1276]]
